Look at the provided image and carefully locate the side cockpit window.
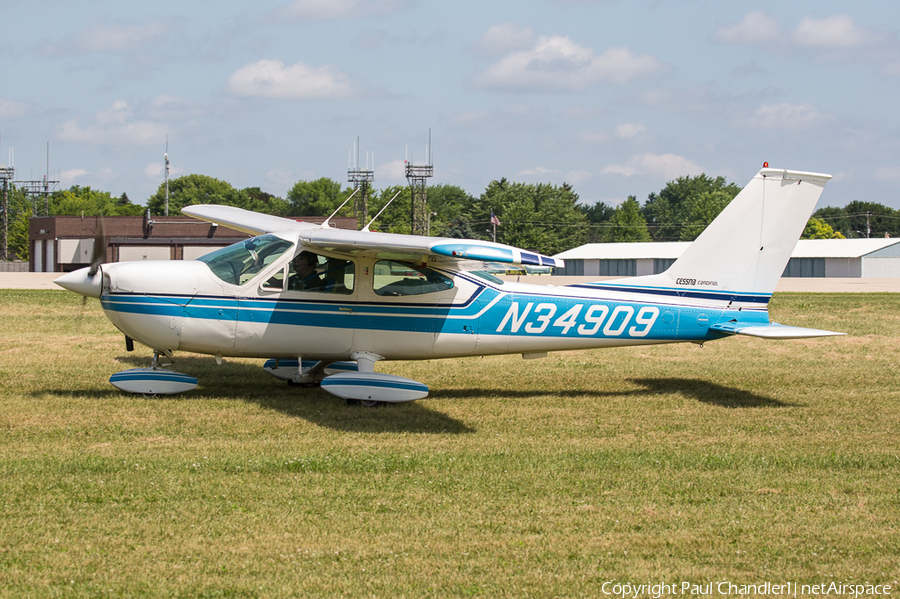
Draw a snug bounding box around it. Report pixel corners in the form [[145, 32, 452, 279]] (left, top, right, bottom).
[[263, 252, 356, 294], [199, 235, 294, 286], [373, 260, 454, 296]]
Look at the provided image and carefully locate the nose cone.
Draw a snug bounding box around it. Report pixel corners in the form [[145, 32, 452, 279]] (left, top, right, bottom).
[[55, 267, 103, 299]]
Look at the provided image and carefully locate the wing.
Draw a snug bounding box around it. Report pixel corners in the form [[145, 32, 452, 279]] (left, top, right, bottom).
[[182, 204, 320, 236], [183, 204, 564, 269], [298, 228, 563, 268], [709, 321, 845, 339]]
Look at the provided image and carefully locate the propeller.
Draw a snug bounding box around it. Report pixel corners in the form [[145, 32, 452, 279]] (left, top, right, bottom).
[[79, 216, 107, 312], [88, 215, 107, 277]]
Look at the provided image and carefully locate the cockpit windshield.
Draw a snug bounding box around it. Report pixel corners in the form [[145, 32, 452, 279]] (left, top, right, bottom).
[[198, 234, 294, 286]]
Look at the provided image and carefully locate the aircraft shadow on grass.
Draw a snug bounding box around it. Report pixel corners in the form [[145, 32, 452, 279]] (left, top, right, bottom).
[[626, 378, 799, 408], [424, 377, 796, 409], [38, 359, 794, 435], [102, 355, 475, 435]]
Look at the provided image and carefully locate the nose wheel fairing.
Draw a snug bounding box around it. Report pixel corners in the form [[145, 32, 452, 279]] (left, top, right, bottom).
[[109, 368, 199, 395]]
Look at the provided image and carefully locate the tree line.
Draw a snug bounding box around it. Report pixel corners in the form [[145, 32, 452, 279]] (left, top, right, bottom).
[[5, 172, 894, 262]]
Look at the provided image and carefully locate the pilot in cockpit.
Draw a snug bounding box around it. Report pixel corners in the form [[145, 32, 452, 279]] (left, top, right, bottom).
[[289, 251, 326, 291]]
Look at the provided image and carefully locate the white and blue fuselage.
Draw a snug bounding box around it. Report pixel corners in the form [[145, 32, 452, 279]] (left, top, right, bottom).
[[96, 253, 767, 362], [57, 167, 843, 401]]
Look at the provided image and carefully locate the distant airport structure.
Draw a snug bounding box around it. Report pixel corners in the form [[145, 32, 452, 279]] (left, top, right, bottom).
[[553, 239, 900, 279], [28, 215, 356, 273]]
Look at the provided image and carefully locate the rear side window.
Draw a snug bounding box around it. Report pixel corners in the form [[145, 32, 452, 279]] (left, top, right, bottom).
[[373, 260, 454, 296]]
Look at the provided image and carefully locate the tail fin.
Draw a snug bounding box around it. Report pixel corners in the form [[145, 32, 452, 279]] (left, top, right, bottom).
[[627, 168, 831, 296]]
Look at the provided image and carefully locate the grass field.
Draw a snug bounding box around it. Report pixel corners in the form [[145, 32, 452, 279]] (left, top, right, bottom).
[[0, 290, 898, 598]]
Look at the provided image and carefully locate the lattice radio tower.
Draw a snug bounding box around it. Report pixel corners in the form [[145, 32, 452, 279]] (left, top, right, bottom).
[[1, 141, 60, 260], [347, 137, 374, 230], [17, 144, 60, 217], [406, 130, 433, 236], [0, 146, 14, 261]]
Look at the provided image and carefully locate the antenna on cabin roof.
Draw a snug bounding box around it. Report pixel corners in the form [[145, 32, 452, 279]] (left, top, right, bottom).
[[322, 187, 359, 228], [363, 188, 402, 233]]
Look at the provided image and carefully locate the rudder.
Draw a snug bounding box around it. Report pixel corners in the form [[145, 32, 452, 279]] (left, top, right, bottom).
[[623, 168, 831, 296]]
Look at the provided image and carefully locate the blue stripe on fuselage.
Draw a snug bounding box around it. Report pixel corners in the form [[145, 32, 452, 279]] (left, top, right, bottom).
[[567, 282, 771, 304], [100, 283, 770, 343]]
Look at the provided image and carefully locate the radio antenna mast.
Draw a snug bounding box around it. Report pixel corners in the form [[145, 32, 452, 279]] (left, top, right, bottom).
[[348, 136, 374, 230], [164, 137, 170, 216], [406, 129, 433, 236]]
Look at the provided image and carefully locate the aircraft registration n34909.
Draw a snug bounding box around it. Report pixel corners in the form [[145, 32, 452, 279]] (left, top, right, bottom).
[[56, 167, 844, 404]]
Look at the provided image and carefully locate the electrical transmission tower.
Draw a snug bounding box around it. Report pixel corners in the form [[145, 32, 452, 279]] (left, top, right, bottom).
[[347, 138, 374, 230], [406, 131, 433, 236]]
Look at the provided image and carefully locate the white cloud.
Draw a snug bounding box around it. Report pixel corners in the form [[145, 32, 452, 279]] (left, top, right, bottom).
[[144, 162, 185, 179], [144, 163, 163, 178], [792, 15, 872, 49], [565, 170, 592, 185], [715, 12, 890, 54], [575, 129, 610, 145], [60, 168, 89, 187], [515, 166, 560, 178], [878, 61, 900, 77], [378, 158, 406, 181], [0, 97, 28, 118], [746, 102, 830, 129], [277, 0, 409, 21], [473, 23, 536, 55], [452, 110, 491, 128], [266, 167, 305, 193], [560, 105, 605, 120], [451, 104, 549, 132], [639, 84, 727, 113], [514, 166, 590, 185], [614, 122, 647, 139], [475, 36, 662, 91], [56, 101, 168, 146], [874, 166, 900, 182], [76, 20, 169, 52], [148, 94, 200, 120], [227, 59, 359, 99], [713, 11, 781, 45], [601, 153, 704, 179]]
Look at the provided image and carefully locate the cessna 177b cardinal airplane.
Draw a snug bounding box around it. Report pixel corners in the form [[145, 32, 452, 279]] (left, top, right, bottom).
[[55, 166, 843, 405]]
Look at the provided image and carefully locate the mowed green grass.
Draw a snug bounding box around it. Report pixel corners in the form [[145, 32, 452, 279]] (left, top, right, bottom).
[[0, 290, 897, 598]]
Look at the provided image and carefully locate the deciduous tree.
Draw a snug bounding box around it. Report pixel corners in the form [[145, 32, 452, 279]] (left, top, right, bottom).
[[607, 196, 651, 242], [643, 174, 740, 241]]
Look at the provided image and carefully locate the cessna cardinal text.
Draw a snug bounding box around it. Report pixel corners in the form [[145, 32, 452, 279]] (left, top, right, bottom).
[[56, 167, 843, 404]]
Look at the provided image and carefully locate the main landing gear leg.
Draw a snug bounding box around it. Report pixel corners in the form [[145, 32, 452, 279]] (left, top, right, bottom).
[[150, 349, 174, 370], [313, 351, 428, 407], [287, 358, 333, 388]]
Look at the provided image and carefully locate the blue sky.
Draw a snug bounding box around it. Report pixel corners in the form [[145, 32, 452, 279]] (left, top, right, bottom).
[[2, 0, 900, 210]]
